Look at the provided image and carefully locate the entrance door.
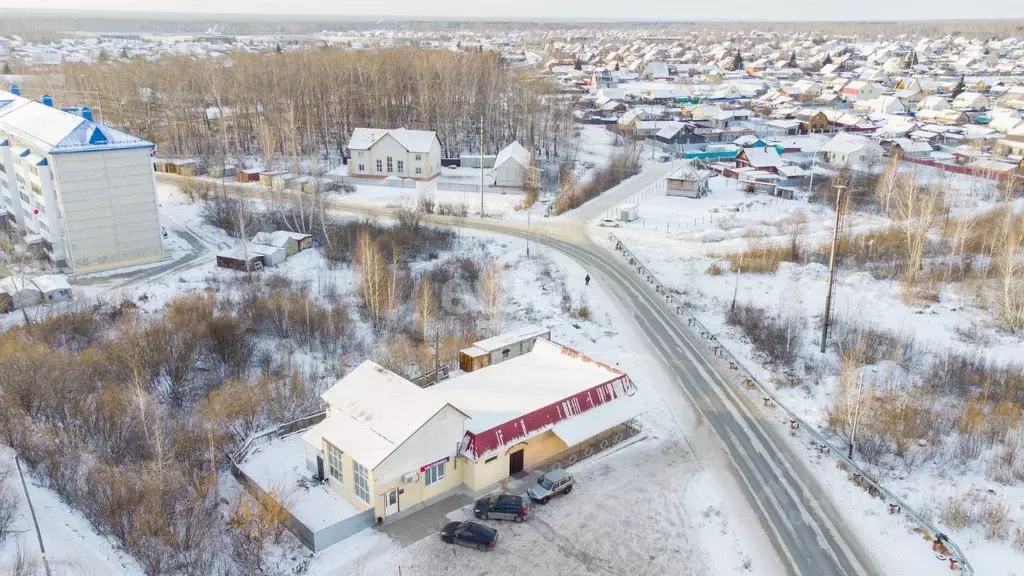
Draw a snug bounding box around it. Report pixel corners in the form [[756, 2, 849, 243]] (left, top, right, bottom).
[[509, 449, 525, 475], [384, 488, 399, 517], [316, 456, 325, 481]]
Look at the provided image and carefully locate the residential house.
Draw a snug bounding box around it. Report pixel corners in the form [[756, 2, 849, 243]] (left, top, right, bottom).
[[951, 91, 988, 111], [302, 337, 640, 524], [820, 132, 884, 167], [735, 147, 783, 173], [348, 128, 442, 181], [917, 95, 951, 111], [841, 81, 884, 102], [891, 138, 934, 159], [795, 109, 829, 133]]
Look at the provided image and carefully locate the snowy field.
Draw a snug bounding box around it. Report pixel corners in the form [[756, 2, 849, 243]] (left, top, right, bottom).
[[600, 169, 1024, 575]]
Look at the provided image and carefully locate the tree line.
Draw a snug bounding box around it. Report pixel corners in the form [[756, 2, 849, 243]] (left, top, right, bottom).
[[25, 48, 573, 164]]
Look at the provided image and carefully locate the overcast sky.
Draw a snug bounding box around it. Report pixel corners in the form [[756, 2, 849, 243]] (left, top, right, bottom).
[[5, 0, 1024, 21]]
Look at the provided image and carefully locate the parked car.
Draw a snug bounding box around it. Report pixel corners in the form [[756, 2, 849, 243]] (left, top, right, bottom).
[[598, 219, 620, 227], [527, 468, 574, 504], [473, 494, 528, 522], [440, 521, 498, 551]]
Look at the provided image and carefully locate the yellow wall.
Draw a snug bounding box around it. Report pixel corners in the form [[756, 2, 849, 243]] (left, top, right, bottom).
[[463, 432, 568, 491], [323, 440, 374, 513], [371, 458, 464, 521]]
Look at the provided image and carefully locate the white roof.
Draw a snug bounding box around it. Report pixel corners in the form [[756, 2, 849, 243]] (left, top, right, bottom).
[[305, 361, 466, 471], [893, 138, 933, 153], [464, 325, 549, 354], [349, 127, 437, 153], [31, 274, 70, 293], [551, 392, 640, 446], [741, 147, 782, 168], [492, 141, 532, 170], [251, 230, 312, 247], [246, 243, 286, 257], [821, 132, 878, 154], [0, 91, 151, 154], [430, 339, 624, 434]]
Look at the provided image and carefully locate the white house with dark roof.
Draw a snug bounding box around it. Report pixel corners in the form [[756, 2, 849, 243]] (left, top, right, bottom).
[[347, 128, 442, 181], [0, 90, 164, 273]]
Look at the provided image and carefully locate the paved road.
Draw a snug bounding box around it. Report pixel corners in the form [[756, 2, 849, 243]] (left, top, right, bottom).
[[159, 170, 879, 576]]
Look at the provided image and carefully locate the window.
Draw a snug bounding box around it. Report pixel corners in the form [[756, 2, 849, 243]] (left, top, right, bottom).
[[353, 461, 370, 503], [415, 167, 422, 175], [485, 455, 498, 463], [415, 154, 422, 161], [396, 160, 404, 173], [30, 183, 42, 196], [375, 159, 383, 173], [0, 162, 6, 173], [424, 461, 445, 487], [386, 156, 393, 173], [358, 151, 364, 158], [358, 164, 365, 172], [29, 165, 38, 176], [19, 192, 29, 204], [327, 443, 343, 483]]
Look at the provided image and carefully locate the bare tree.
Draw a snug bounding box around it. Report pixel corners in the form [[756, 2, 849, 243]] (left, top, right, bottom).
[[828, 340, 874, 459], [354, 230, 388, 328], [478, 262, 504, 332]]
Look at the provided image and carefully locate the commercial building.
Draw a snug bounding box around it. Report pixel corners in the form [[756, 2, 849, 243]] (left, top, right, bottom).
[[302, 334, 640, 524], [0, 90, 164, 273]]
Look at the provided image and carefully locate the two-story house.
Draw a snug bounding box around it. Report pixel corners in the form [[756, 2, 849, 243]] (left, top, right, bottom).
[[347, 128, 442, 181]]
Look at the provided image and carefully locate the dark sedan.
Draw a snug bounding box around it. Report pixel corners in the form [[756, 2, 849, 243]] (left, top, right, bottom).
[[473, 494, 528, 522], [440, 521, 498, 551]]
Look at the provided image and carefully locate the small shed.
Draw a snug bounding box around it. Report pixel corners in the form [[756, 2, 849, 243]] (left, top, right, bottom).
[[236, 169, 262, 183], [251, 231, 313, 257], [248, 244, 287, 267], [33, 275, 72, 303], [154, 158, 198, 176], [459, 325, 551, 373], [0, 276, 42, 310], [208, 163, 238, 179], [490, 142, 533, 187], [618, 202, 639, 222], [260, 170, 292, 191], [216, 250, 264, 272], [666, 164, 713, 198]]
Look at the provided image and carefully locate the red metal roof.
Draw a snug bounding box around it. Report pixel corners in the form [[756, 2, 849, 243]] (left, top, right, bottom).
[[461, 374, 637, 459]]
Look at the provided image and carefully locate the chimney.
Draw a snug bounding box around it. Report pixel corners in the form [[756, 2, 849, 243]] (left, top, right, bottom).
[[41, 94, 53, 107], [9, 84, 19, 96]]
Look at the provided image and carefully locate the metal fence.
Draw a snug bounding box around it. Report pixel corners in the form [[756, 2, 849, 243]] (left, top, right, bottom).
[[536, 420, 643, 473], [606, 233, 973, 575]]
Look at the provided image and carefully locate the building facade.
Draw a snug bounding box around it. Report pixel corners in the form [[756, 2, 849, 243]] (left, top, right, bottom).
[[0, 91, 164, 273], [347, 128, 442, 181]]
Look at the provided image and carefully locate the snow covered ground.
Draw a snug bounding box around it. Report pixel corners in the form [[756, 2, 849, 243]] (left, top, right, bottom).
[[599, 172, 1024, 575], [241, 433, 363, 530], [0, 447, 143, 576]]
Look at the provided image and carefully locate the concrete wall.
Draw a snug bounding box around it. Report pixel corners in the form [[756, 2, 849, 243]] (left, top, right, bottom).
[[50, 147, 164, 273]]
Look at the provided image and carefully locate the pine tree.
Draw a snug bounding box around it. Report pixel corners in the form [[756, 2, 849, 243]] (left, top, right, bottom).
[[1, 62, 10, 75], [275, 44, 282, 54], [787, 51, 798, 68], [912, 51, 919, 65], [952, 74, 966, 98], [98, 49, 109, 64], [119, 47, 129, 59], [614, 61, 620, 72], [823, 52, 833, 66], [573, 57, 581, 71], [733, 49, 744, 71]]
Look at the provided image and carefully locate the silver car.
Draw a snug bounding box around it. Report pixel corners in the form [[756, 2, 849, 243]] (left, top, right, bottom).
[[527, 469, 574, 504]]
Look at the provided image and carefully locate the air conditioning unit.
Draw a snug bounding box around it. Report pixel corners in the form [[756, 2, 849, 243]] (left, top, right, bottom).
[[403, 472, 417, 484]]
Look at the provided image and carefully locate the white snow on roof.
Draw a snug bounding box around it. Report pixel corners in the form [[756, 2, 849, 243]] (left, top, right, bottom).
[[316, 361, 450, 466], [32, 274, 69, 293], [252, 230, 312, 247], [551, 392, 640, 446], [740, 146, 782, 168], [465, 325, 549, 354], [430, 339, 624, 434], [821, 132, 876, 154], [492, 141, 532, 170], [349, 127, 437, 153]]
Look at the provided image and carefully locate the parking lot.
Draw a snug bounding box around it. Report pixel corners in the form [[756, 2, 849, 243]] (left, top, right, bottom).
[[356, 433, 761, 576]]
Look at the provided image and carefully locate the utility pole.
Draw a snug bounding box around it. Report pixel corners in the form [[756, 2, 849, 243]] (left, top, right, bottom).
[[526, 210, 531, 258], [807, 150, 818, 195], [820, 184, 845, 353], [479, 114, 485, 218]]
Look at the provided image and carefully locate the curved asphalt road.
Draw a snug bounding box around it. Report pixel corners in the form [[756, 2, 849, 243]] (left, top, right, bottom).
[[165, 171, 879, 576]]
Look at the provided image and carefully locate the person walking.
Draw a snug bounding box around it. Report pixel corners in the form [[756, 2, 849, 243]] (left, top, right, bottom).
[[585, 274, 591, 286]]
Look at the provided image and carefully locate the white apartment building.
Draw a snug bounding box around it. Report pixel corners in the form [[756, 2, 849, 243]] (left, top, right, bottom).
[[347, 128, 442, 181], [0, 91, 164, 273]]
